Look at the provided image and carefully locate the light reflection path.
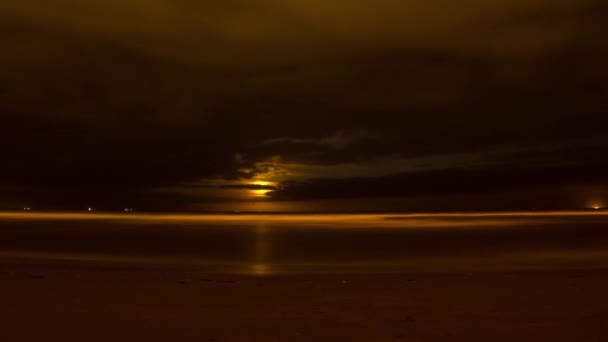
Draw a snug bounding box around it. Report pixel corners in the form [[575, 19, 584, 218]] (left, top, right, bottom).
[[251, 223, 271, 276]]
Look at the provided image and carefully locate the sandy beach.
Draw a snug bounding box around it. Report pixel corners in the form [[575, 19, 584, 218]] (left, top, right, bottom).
[[1, 212, 608, 341], [1, 267, 607, 341]]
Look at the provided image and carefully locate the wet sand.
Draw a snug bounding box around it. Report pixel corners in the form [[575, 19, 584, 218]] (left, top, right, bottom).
[[1, 211, 608, 340]]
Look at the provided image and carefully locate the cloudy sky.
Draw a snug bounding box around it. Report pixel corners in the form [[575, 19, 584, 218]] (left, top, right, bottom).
[[1, 0, 607, 211]]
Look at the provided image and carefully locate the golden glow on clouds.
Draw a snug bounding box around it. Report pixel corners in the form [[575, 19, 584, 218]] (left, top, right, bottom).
[[249, 180, 274, 198]]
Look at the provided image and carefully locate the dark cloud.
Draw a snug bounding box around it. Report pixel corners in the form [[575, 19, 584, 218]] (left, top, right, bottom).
[[260, 130, 377, 150], [220, 184, 278, 191], [265, 136, 608, 201], [269, 158, 608, 201], [0, 0, 607, 210]]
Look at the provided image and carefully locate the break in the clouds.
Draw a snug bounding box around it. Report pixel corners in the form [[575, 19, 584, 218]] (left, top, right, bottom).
[[0, 0, 607, 210]]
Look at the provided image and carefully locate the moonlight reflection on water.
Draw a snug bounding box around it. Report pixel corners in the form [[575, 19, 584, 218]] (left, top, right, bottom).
[[1, 211, 608, 274]]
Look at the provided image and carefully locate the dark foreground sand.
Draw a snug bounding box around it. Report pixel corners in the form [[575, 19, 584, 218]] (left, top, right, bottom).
[[1, 267, 607, 341]]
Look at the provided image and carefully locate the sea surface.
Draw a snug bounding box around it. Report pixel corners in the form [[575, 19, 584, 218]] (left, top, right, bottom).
[[1, 211, 608, 275]]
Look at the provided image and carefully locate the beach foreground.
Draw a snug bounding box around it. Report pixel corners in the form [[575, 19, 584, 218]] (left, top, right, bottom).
[[1, 267, 607, 341], [2, 212, 608, 341]]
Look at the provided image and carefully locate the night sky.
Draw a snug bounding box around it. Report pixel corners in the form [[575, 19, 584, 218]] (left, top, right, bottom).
[[1, 0, 607, 211]]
